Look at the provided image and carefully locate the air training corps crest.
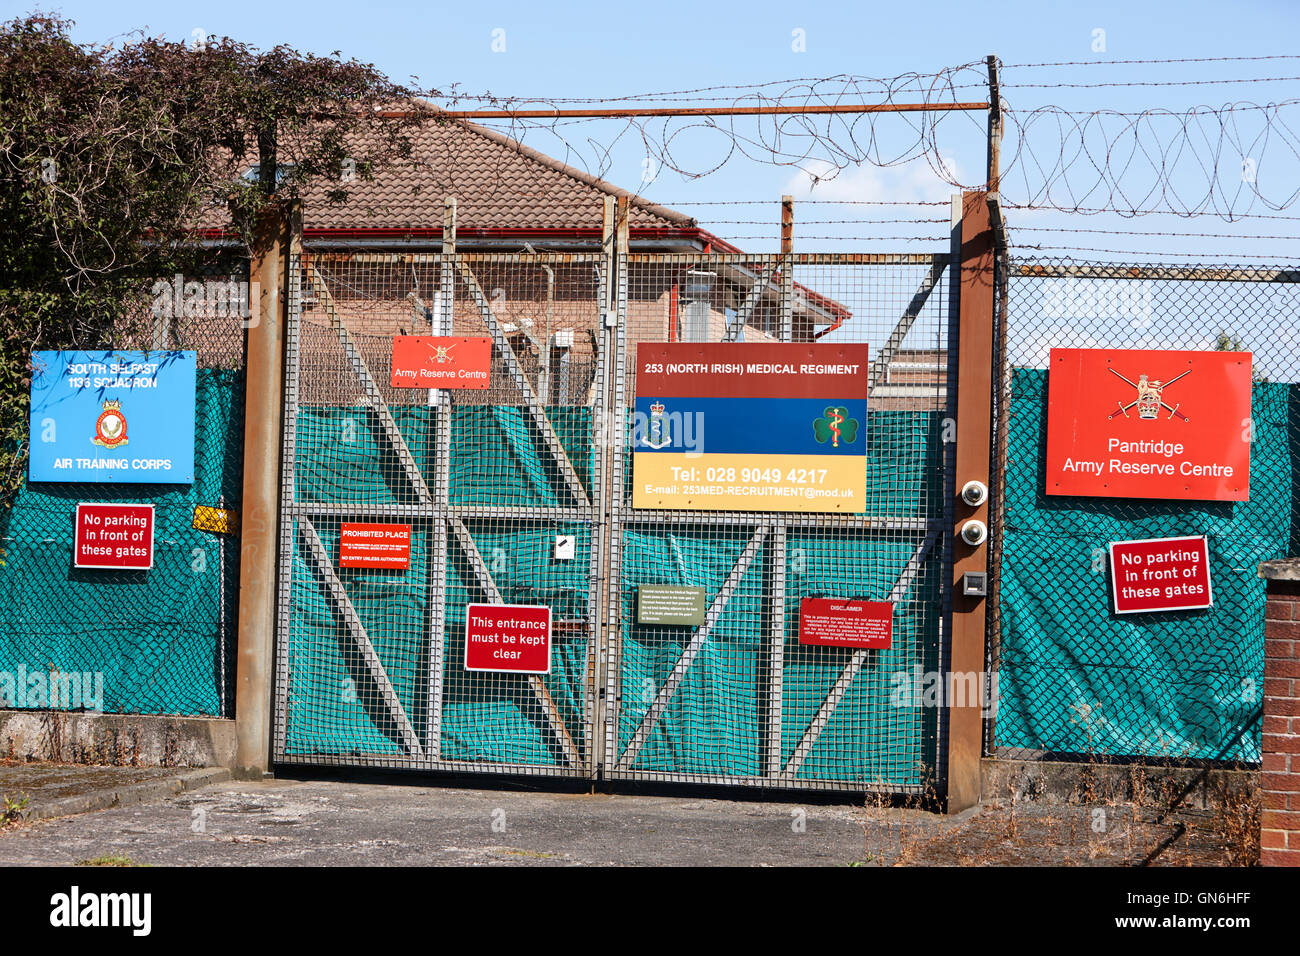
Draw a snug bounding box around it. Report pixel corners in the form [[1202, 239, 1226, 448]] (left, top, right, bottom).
[[92, 399, 128, 448]]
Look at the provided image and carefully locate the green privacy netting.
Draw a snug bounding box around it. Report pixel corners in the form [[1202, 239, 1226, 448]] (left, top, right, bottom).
[[0, 368, 244, 716], [293, 405, 594, 507], [285, 405, 944, 787], [994, 368, 1292, 761]]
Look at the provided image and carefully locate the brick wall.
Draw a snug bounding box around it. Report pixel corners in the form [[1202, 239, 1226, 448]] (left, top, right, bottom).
[[1261, 563, 1300, 867]]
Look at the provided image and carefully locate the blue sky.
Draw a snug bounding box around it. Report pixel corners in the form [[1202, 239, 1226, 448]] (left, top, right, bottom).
[[8, 0, 1300, 258]]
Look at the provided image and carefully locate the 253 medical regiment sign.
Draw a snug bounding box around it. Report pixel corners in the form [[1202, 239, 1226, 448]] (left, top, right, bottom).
[[1045, 348, 1252, 501], [28, 350, 197, 484], [633, 343, 869, 513]]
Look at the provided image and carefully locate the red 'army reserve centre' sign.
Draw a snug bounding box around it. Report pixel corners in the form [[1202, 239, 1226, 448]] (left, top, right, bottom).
[[1045, 348, 1252, 502], [390, 336, 492, 389]]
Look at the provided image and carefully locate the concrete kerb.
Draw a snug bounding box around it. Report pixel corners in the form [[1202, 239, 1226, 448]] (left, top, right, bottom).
[[12, 767, 231, 822]]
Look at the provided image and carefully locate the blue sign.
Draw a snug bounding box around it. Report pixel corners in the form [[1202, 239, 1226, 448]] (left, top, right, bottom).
[[28, 350, 197, 484]]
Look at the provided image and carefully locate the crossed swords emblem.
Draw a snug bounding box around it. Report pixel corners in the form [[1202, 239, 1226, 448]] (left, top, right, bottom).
[[1106, 367, 1191, 422], [427, 341, 457, 364]]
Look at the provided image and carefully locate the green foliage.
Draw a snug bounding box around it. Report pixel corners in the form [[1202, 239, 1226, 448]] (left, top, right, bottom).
[[1, 792, 28, 825], [0, 13, 432, 499], [1214, 330, 1246, 352]]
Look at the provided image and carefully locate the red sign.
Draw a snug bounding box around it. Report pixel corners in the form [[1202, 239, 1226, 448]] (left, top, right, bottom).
[[464, 603, 552, 673], [1046, 348, 1252, 501], [798, 598, 893, 649], [1109, 535, 1213, 614], [636, 342, 869, 398], [390, 336, 492, 389], [339, 523, 411, 570], [74, 503, 154, 570]]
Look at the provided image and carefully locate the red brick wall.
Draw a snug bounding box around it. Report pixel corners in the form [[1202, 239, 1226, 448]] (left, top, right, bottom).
[[1262, 577, 1300, 866]]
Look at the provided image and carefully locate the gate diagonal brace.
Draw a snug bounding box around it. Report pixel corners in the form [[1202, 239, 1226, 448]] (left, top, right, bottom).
[[448, 515, 584, 769], [454, 261, 590, 509], [300, 517, 425, 758], [305, 262, 432, 503], [780, 529, 939, 780], [868, 257, 948, 392], [616, 523, 770, 771]]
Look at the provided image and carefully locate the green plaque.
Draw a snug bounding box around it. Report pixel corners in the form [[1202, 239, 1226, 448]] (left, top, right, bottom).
[[637, 585, 707, 626]]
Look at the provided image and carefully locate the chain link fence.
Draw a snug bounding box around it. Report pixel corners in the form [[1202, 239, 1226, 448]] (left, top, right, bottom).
[[987, 258, 1299, 764], [0, 259, 248, 717]]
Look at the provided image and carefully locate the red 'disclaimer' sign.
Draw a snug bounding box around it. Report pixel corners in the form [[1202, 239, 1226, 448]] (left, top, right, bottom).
[[339, 523, 411, 570], [390, 336, 492, 389], [75, 503, 154, 570], [1109, 535, 1213, 614], [465, 603, 552, 673], [1046, 348, 1252, 502], [798, 598, 893, 649]]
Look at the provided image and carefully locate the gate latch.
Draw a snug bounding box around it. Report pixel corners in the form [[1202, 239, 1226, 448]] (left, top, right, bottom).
[[961, 572, 988, 598]]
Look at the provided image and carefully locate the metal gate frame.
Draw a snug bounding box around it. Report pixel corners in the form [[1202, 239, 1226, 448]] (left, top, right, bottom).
[[272, 245, 611, 777], [271, 215, 961, 794], [600, 249, 958, 792]]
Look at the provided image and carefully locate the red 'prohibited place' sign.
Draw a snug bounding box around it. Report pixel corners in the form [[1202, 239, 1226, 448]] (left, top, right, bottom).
[[1109, 535, 1213, 614], [339, 522, 411, 570]]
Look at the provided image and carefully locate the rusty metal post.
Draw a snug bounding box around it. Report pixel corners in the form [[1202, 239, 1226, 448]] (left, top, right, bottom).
[[233, 200, 296, 777], [780, 195, 794, 342], [946, 191, 995, 812]]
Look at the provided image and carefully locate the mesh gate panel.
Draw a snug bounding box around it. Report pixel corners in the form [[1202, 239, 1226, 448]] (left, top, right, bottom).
[[274, 248, 956, 792], [605, 253, 952, 792], [275, 252, 604, 775]]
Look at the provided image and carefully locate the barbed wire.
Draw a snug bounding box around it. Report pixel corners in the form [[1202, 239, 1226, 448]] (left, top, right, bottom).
[[431, 60, 1300, 231]]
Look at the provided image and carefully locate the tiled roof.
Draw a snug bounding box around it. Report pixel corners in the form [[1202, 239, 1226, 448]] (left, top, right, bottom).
[[290, 116, 696, 234]]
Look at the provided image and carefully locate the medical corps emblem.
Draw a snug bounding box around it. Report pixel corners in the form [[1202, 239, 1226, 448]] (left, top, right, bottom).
[[93, 399, 128, 448]]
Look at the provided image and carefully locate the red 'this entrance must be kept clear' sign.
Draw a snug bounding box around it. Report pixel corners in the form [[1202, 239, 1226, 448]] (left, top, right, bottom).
[[464, 603, 552, 673]]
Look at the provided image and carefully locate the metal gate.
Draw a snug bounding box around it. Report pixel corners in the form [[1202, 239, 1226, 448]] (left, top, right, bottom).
[[273, 238, 957, 793]]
